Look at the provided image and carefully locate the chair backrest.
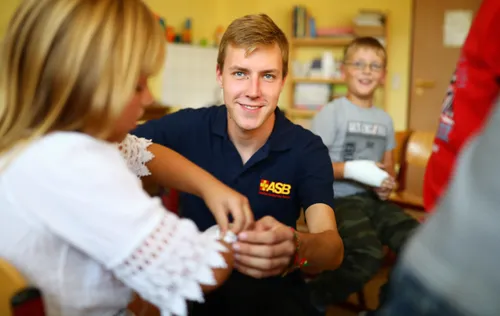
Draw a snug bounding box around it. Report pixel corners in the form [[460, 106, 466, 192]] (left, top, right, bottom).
[[0, 258, 46, 316], [398, 131, 435, 197], [406, 131, 435, 167], [0, 258, 27, 316], [393, 130, 412, 170]]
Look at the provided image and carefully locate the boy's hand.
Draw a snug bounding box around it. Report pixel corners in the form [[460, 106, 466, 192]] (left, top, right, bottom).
[[374, 177, 396, 200], [344, 160, 389, 187]]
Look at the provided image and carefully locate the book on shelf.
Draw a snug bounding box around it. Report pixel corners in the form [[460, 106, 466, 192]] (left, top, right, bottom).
[[353, 10, 386, 26], [353, 25, 385, 37], [293, 8, 386, 40], [352, 10, 386, 38], [294, 83, 331, 109], [293, 5, 308, 38], [315, 27, 354, 38]]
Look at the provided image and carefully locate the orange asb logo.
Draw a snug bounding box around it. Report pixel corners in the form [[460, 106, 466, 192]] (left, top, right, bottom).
[[259, 179, 291, 199]]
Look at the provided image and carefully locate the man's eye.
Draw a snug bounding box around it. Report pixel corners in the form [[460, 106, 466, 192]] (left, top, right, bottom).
[[264, 74, 275, 80], [233, 71, 245, 78]]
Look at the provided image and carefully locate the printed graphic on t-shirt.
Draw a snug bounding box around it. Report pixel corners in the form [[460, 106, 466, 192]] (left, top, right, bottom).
[[342, 121, 387, 161], [436, 56, 467, 144], [436, 72, 456, 143], [441, 72, 456, 119], [259, 179, 292, 199]]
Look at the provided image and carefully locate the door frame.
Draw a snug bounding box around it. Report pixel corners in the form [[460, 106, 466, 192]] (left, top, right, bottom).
[[406, 0, 481, 130], [406, 0, 417, 130]]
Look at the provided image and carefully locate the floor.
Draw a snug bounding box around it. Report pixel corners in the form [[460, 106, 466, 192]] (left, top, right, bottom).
[[326, 266, 390, 315]]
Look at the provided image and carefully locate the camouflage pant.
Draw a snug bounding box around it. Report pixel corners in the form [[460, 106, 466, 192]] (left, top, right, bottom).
[[308, 192, 420, 310]]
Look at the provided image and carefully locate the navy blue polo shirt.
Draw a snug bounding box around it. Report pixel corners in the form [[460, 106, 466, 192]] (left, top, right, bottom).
[[132, 105, 334, 230], [131, 105, 334, 315]]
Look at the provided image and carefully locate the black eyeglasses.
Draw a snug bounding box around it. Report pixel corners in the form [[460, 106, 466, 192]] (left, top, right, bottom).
[[344, 61, 385, 72]]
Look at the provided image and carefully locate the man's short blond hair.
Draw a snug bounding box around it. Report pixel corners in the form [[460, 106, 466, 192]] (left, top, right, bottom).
[[217, 14, 289, 78]]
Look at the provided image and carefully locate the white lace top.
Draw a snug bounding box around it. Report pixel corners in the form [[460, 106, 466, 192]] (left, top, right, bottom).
[[0, 132, 228, 316], [118, 134, 155, 178]]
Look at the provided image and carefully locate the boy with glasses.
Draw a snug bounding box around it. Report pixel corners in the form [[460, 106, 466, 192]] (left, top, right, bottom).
[[309, 37, 419, 311]]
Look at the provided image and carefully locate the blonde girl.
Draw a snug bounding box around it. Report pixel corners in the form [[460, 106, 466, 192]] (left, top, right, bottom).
[[0, 0, 252, 315]]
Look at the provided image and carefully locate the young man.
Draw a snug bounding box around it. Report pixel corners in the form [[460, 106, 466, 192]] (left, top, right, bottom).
[[423, 0, 500, 211], [309, 37, 419, 309], [132, 14, 344, 316]]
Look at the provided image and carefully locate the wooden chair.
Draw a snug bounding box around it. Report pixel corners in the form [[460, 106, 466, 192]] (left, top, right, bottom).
[[393, 130, 413, 174], [348, 131, 434, 311], [389, 130, 435, 209], [0, 258, 45, 316]]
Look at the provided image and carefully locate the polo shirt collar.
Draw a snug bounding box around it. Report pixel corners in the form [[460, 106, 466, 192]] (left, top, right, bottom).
[[211, 105, 294, 151]]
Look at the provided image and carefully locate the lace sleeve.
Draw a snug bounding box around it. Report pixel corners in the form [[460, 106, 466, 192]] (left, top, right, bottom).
[[112, 211, 229, 316], [118, 134, 155, 178]]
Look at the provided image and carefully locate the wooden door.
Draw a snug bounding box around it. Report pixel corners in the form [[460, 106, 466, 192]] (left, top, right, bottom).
[[409, 0, 482, 132]]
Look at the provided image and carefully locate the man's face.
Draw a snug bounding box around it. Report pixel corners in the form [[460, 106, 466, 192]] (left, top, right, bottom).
[[217, 43, 286, 132]]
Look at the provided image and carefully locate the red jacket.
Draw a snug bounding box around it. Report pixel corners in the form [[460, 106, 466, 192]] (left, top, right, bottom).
[[423, 0, 500, 211]]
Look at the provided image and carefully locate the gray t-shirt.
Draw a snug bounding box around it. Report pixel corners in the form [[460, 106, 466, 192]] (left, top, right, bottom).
[[311, 97, 395, 197], [402, 96, 500, 316]]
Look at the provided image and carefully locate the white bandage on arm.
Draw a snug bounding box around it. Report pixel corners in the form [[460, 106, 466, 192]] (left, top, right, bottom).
[[343, 160, 389, 187]]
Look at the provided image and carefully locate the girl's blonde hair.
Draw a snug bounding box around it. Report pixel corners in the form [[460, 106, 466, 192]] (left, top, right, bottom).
[[0, 0, 165, 155]]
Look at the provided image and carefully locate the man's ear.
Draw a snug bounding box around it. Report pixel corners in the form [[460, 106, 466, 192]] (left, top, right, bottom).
[[216, 64, 223, 88]]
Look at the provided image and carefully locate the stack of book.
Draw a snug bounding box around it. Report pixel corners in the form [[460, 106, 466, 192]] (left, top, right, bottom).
[[353, 10, 386, 42], [292, 5, 309, 38], [292, 5, 354, 40]]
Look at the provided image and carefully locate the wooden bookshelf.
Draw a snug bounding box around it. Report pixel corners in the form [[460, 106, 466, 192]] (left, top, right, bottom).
[[286, 108, 318, 118], [292, 77, 345, 84], [291, 37, 354, 47], [288, 8, 390, 126]]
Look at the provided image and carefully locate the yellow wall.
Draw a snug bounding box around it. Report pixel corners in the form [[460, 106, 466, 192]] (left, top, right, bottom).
[[0, 0, 19, 38], [145, 0, 412, 130], [0, 0, 412, 129]]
